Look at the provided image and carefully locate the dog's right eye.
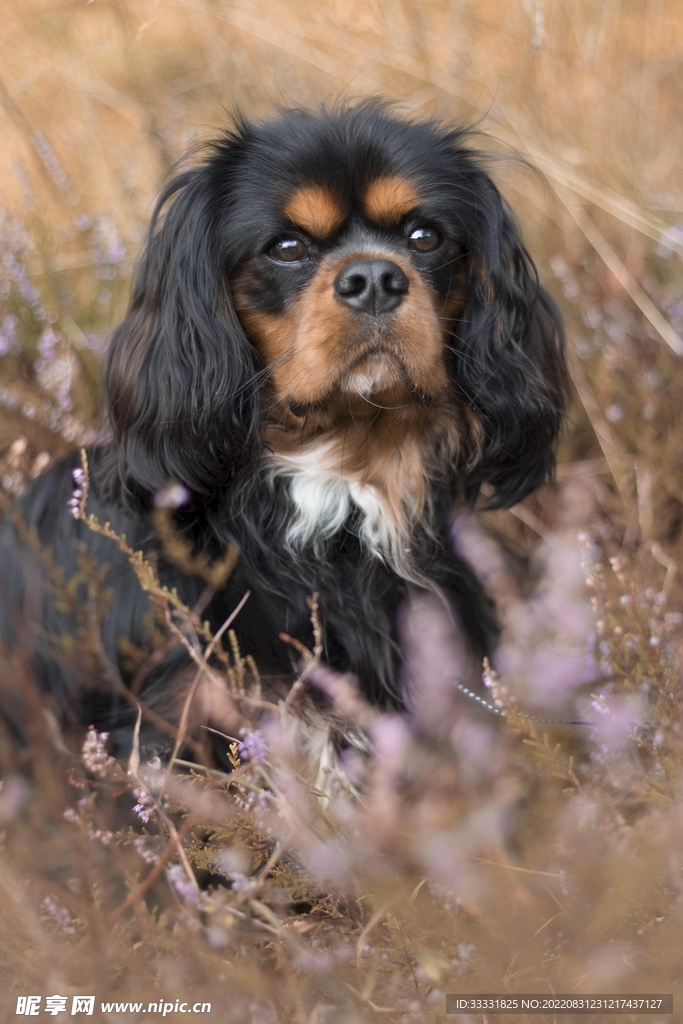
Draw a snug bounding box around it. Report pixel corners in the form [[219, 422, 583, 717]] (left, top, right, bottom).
[[269, 238, 309, 263]]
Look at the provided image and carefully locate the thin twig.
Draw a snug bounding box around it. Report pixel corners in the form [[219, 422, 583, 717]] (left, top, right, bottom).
[[558, 194, 683, 356], [356, 899, 397, 972]]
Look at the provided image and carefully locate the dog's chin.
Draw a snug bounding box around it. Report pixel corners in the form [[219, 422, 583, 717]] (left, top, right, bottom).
[[340, 350, 406, 401], [286, 351, 434, 421]]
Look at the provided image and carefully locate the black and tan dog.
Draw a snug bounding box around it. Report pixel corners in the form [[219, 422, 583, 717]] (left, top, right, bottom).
[[0, 102, 566, 753]]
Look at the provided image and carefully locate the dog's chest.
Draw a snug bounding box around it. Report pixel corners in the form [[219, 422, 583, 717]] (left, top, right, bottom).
[[267, 442, 397, 561]]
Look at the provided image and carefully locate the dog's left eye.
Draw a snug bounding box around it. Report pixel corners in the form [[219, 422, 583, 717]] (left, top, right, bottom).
[[269, 237, 309, 263], [408, 227, 441, 253]]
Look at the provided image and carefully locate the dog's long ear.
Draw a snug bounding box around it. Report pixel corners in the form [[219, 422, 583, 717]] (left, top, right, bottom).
[[102, 141, 259, 506], [451, 173, 567, 508]]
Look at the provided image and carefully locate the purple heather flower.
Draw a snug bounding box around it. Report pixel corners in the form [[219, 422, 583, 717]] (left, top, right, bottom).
[[43, 897, 76, 935], [229, 872, 251, 893], [450, 719, 500, 782], [238, 728, 267, 764], [132, 786, 155, 823], [655, 223, 683, 258], [81, 728, 115, 775], [68, 468, 87, 519], [19, 278, 40, 306], [370, 714, 410, 775], [0, 776, 28, 824], [166, 863, 199, 906], [133, 838, 159, 865], [248, 1004, 277, 1024], [305, 837, 352, 886], [31, 131, 68, 188], [590, 695, 646, 751], [154, 482, 191, 509], [0, 315, 19, 357], [295, 949, 334, 971], [399, 592, 472, 735], [206, 928, 228, 949]]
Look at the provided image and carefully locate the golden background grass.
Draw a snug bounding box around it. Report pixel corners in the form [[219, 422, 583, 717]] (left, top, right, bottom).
[[2, 0, 683, 479], [3, 0, 683, 256]]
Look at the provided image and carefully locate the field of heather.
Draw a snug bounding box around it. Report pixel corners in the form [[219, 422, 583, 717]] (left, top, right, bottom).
[[1, 2, 683, 1021]]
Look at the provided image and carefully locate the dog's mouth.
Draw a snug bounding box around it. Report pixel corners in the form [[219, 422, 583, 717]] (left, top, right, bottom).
[[286, 345, 432, 417], [342, 346, 402, 394]]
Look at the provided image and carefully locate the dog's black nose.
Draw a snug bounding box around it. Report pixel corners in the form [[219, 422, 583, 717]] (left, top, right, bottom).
[[334, 259, 409, 314]]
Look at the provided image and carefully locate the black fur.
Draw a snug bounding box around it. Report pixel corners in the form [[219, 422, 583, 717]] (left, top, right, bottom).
[[0, 102, 566, 752]]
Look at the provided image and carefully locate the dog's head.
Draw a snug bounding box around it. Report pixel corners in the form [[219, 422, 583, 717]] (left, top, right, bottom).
[[104, 102, 566, 509]]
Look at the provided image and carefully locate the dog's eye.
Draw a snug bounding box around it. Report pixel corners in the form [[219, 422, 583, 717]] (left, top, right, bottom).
[[269, 237, 309, 263], [408, 227, 441, 253]]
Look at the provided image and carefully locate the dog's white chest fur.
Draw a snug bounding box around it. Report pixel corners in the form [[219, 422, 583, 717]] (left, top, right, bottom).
[[267, 441, 395, 560]]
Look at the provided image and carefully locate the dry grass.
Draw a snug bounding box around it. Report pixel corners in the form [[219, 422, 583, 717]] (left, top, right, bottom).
[[1, 1, 683, 1021]]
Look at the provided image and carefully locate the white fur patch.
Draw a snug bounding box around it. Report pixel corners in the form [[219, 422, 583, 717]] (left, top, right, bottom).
[[267, 441, 399, 563]]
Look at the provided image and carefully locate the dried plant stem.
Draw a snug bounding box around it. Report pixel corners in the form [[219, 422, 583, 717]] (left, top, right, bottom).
[[166, 670, 202, 777], [568, 355, 635, 508], [355, 898, 398, 971], [508, 503, 558, 545], [650, 542, 677, 594], [558, 194, 683, 356], [108, 823, 192, 923], [284, 593, 322, 708], [127, 709, 200, 896], [205, 591, 251, 660], [524, 145, 682, 251]]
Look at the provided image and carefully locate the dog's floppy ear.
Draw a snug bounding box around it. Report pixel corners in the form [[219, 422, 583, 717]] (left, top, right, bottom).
[[451, 173, 567, 509], [102, 140, 259, 506]]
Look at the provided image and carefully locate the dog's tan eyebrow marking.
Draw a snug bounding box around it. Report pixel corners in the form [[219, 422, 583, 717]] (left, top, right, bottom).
[[284, 186, 346, 238], [362, 176, 420, 225]]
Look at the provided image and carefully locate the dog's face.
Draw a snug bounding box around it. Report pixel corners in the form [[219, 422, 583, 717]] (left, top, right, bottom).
[[229, 144, 470, 425], [104, 104, 566, 508], [224, 113, 484, 431]]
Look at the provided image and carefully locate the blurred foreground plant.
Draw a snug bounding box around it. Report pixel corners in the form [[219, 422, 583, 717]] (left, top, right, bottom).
[[0, 453, 681, 1024]]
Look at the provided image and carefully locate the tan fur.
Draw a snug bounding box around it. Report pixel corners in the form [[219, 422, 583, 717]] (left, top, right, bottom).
[[284, 186, 346, 238], [362, 176, 420, 225]]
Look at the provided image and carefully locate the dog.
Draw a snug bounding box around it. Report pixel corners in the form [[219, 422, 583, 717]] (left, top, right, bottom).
[[0, 102, 566, 757]]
